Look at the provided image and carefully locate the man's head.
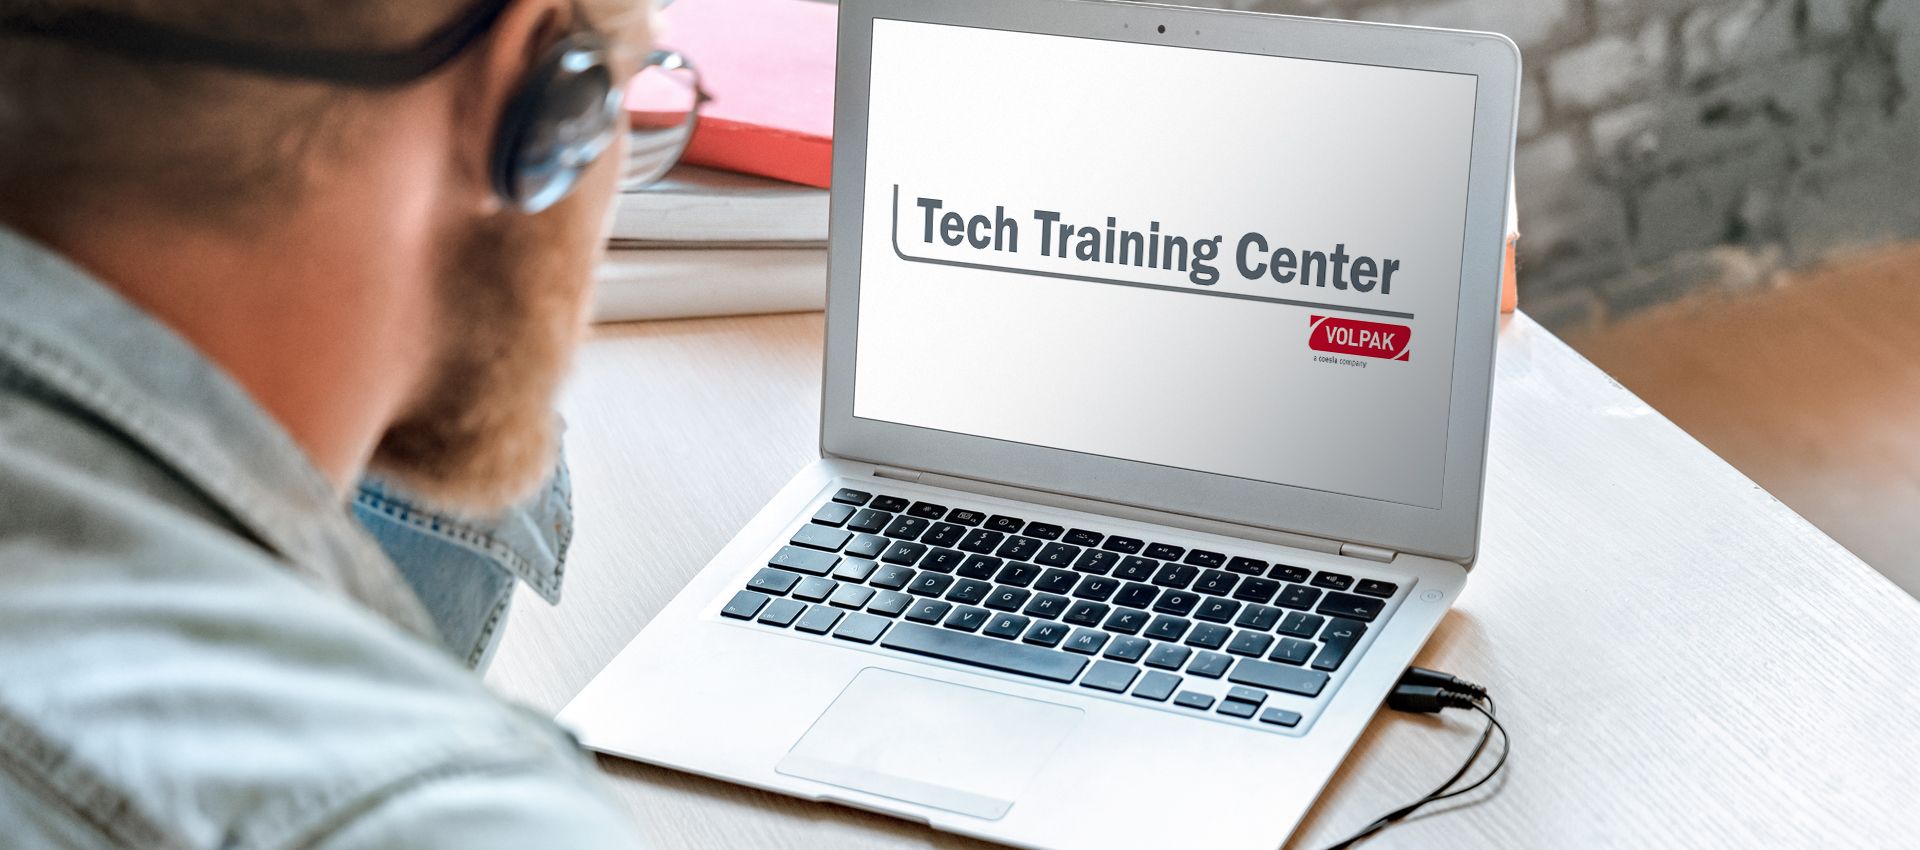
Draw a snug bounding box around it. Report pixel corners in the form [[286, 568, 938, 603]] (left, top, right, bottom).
[[0, 0, 650, 514]]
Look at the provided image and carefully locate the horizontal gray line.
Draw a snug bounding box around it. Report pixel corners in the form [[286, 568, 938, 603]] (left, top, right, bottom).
[[888, 185, 1416, 321]]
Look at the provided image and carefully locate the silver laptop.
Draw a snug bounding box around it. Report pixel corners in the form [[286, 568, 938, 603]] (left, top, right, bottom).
[[561, 2, 1518, 848]]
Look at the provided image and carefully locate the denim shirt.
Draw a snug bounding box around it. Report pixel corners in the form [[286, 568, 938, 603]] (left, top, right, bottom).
[[0, 226, 644, 849]]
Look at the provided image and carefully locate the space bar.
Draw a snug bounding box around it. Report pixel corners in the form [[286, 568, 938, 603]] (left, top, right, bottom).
[[881, 622, 1089, 683]]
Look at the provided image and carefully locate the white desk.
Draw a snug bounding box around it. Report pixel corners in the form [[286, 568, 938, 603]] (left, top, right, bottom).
[[487, 310, 1920, 849]]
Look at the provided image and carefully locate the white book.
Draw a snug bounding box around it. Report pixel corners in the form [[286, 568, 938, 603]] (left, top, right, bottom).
[[591, 247, 827, 323], [610, 164, 829, 243]]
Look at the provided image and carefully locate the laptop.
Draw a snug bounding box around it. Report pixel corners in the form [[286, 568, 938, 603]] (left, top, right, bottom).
[[559, 2, 1519, 848]]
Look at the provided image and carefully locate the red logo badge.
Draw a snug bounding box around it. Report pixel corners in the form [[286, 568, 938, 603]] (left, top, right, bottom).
[[1309, 316, 1410, 361]]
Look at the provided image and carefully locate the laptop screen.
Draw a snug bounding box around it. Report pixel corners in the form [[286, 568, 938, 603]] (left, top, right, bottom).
[[851, 18, 1479, 510]]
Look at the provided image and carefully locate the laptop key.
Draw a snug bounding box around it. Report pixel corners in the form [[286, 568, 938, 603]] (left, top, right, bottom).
[[1310, 571, 1355, 591], [1034, 568, 1079, 595], [832, 558, 878, 583], [945, 578, 992, 605], [1103, 636, 1152, 663], [832, 488, 871, 506], [1144, 543, 1185, 561], [984, 515, 1026, 534], [1144, 643, 1191, 670], [1188, 652, 1233, 679], [869, 564, 915, 590], [867, 590, 913, 617], [829, 584, 875, 610], [1227, 631, 1275, 657], [1276, 585, 1322, 610], [904, 599, 951, 624], [845, 534, 888, 559], [1034, 542, 1080, 568], [1271, 638, 1316, 665], [1316, 592, 1385, 622], [1071, 576, 1119, 602], [1112, 582, 1158, 609], [1080, 660, 1140, 693], [1023, 593, 1071, 619], [985, 586, 1032, 611], [995, 563, 1041, 587], [1023, 621, 1071, 647], [1355, 579, 1399, 598], [1312, 619, 1367, 671], [883, 516, 930, 540], [1217, 699, 1258, 719], [846, 509, 890, 534], [1193, 570, 1237, 596], [1194, 597, 1240, 623], [1024, 522, 1064, 541], [907, 572, 955, 596], [907, 501, 947, 520], [1228, 658, 1329, 697], [1269, 565, 1312, 583], [1174, 691, 1215, 710], [769, 546, 838, 577], [792, 576, 837, 602], [758, 597, 806, 627], [1114, 556, 1158, 582], [1151, 563, 1198, 589], [1184, 550, 1226, 568], [1062, 628, 1110, 655], [870, 496, 911, 512], [1235, 604, 1283, 631], [811, 503, 856, 527], [1185, 623, 1231, 650], [983, 613, 1030, 640], [1226, 686, 1269, 708], [722, 591, 771, 620], [996, 536, 1043, 561], [833, 612, 890, 644], [1259, 708, 1304, 728], [1226, 556, 1269, 576], [882, 622, 1087, 683], [794, 606, 844, 634], [881, 541, 928, 566], [1072, 549, 1119, 574], [1152, 590, 1201, 616], [958, 554, 1002, 579], [1133, 670, 1182, 702], [1064, 528, 1103, 547], [1232, 577, 1281, 604], [1102, 608, 1151, 635], [920, 548, 966, 573], [1143, 615, 1191, 642], [944, 606, 991, 632], [1101, 535, 1143, 554], [921, 523, 967, 548], [957, 529, 1004, 554], [747, 568, 803, 595], [791, 525, 852, 552], [1063, 600, 1110, 626], [1277, 612, 1325, 638], [946, 509, 986, 526]]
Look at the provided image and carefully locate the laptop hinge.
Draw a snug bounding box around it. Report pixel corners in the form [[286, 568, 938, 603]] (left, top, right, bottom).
[[871, 466, 923, 483], [1339, 542, 1396, 563]]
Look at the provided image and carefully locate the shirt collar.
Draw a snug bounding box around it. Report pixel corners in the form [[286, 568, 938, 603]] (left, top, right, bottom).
[[0, 225, 437, 640]]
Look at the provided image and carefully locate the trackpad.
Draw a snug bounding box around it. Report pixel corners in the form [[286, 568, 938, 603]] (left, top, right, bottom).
[[775, 668, 1082, 820]]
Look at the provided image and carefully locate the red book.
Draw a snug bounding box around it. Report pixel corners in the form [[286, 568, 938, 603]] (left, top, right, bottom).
[[628, 0, 836, 188]]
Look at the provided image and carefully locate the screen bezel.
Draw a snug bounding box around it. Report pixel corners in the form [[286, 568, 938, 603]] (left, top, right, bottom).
[[822, 0, 1520, 564]]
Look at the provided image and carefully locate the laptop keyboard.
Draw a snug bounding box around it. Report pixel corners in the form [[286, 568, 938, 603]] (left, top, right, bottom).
[[717, 485, 1407, 732]]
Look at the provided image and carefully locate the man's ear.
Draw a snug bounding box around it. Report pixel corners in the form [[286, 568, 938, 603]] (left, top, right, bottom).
[[448, 0, 575, 215]]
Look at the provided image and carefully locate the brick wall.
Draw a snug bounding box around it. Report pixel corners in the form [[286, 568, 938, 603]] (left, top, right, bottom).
[[1171, 0, 1920, 330]]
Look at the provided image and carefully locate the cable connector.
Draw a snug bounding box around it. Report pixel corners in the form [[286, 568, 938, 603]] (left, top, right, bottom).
[[1387, 684, 1479, 713], [1397, 666, 1488, 700]]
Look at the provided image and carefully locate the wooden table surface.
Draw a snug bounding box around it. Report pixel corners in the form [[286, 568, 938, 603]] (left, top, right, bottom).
[[487, 310, 1920, 850]]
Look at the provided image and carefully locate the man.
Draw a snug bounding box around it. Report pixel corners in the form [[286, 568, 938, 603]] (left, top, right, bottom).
[[0, 0, 651, 846]]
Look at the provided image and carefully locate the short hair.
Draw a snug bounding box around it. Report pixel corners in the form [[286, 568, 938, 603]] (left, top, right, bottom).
[[0, 2, 464, 227]]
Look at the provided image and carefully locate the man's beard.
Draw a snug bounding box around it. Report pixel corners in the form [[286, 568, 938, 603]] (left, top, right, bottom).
[[366, 199, 600, 515]]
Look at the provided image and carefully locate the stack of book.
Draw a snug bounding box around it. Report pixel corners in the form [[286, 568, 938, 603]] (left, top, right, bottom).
[[593, 164, 828, 322]]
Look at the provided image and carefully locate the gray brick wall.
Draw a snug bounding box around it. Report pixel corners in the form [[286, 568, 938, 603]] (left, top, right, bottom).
[[1170, 0, 1920, 329]]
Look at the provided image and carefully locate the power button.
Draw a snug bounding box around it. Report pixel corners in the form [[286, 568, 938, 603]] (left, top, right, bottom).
[[1420, 589, 1443, 602]]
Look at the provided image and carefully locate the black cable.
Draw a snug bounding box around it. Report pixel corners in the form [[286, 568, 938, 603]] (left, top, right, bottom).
[[1318, 680, 1509, 850]]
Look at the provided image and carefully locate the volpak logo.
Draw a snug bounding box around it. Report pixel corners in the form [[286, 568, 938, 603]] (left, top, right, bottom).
[[1309, 315, 1410, 361]]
